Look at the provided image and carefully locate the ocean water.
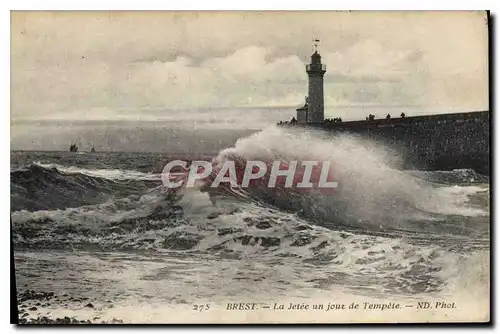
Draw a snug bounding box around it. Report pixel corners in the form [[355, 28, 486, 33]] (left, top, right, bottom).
[[11, 127, 490, 323]]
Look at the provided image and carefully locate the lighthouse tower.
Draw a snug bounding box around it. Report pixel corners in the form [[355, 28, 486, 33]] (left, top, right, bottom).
[[306, 39, 326, 124]]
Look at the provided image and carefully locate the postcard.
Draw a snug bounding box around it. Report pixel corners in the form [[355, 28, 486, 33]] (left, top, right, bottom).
[[11, 11, 490, 324]]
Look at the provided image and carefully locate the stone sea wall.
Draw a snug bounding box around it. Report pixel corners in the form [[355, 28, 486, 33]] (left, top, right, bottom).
[[286, 111, 490, 174]]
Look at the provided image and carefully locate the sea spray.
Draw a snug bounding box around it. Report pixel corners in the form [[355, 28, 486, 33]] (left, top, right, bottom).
[[179, 127, 489, 229], [11, 135, 490, 300]]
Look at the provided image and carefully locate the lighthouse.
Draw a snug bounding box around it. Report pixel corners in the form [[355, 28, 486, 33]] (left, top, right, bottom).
[[305, 39, 326, 124]]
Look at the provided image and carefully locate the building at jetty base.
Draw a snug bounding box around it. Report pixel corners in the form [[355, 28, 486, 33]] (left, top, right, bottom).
[[278, 42, 490, 174]]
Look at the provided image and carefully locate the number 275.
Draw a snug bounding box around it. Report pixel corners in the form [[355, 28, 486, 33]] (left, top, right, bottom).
[[193, 304, 210, 312]]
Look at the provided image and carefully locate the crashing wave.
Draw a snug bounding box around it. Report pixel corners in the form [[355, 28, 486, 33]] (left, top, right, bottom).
[[11, 163, 162, 211]]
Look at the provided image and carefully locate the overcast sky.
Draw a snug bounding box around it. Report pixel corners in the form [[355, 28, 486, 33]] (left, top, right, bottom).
[[10, 11, 489, 150]]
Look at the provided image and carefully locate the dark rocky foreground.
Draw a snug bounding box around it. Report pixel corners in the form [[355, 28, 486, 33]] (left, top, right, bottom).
[[18, 317, 124, 325], [15, 289, 124, 325]]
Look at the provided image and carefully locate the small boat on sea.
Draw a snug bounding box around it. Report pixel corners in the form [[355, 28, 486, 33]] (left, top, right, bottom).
[[69, 143, 78, 152], [91, 146, 96, 153]]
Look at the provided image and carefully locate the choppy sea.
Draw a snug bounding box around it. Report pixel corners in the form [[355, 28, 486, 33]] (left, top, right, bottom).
[[11, 127, 490, 323]]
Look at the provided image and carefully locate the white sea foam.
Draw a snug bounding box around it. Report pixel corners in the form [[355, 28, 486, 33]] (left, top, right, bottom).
[[33, 161, 161, 181], [213, 127, 489, 224], [12, 127, 490, 323]]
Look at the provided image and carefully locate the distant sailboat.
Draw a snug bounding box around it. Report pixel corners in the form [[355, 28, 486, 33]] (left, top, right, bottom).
[[91, 145, 96, 153], [69, 143, 78, 152]]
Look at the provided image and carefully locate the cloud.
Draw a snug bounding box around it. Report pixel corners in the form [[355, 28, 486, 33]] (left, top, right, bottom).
[[11, 11, 489, 124]]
